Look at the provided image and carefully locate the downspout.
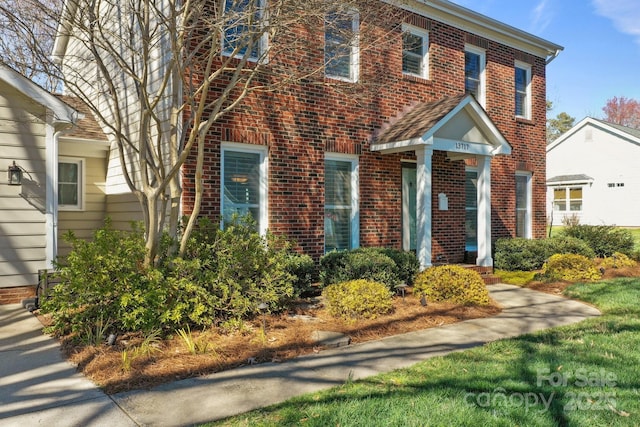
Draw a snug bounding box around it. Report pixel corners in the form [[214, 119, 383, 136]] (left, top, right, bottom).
[[45, 115, 71, 270], [546, 48, 561, 65]]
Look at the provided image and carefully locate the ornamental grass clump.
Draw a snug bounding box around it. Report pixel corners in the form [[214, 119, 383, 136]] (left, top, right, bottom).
[[323, 279, 394, 320], [413, 265, 491, 306], [539, 253, 602, 282]]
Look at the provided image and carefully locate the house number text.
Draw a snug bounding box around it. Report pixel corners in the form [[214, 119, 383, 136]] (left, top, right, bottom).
[[455, 142, 470, 151]]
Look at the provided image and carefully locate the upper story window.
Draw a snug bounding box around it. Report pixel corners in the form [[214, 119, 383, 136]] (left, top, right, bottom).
[[58, 158, 83, 210], [325, 9, 360, 82], [402, 24, 429, 79], [222, 0, 267, 61], [515, 61, 532, 119], [464, 45, 485, 106]]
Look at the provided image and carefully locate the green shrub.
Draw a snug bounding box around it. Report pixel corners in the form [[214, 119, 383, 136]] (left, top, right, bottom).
[[494, 237, 595, 271], [323, 279, 393, 319], [42, 216, 296, 338], [319, 247, 418, 288], [561, 225, 634, 257], [538, 253, 602, 282], [284, 253, 317, 297], [494, 238, 548, 271], [413, 265, 491, 306], [41, 220, 166, 337], [376, 248, 420, 285], [599, 252, 637, 269]]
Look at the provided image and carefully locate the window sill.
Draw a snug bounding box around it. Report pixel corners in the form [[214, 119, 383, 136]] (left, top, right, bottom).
[[515, 116, 535, 125], [402, 74, 431, 84]]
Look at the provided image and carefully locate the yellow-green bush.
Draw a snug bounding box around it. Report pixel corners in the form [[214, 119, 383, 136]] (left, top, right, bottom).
[[540, 253, 602, 282], [599, 252, 637, 269], [323, 280, 393, 320], [413, 265, 491, 306], [494, 270, 537, 286]]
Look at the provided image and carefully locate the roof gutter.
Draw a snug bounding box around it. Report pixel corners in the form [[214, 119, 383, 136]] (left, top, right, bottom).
[[546, 48, 562, 65]]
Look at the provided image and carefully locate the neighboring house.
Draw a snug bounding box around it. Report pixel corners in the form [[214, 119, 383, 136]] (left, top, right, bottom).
[[547, 117, 640, 227], [46, 1, 560, 287], [0, 65, 112, 303]]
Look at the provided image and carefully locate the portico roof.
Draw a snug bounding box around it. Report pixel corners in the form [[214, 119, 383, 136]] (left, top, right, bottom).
[[371, 94, 511, 158]]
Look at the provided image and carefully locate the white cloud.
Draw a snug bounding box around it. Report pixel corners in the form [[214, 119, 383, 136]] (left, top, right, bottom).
[[592, 0, 640, 45], [531, 0, 553, 33]]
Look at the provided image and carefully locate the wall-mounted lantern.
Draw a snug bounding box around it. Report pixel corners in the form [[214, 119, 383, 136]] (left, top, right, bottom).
[[8, 161, 22, 185]]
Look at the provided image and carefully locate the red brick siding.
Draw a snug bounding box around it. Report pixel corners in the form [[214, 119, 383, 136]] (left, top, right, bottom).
[[182, 7, 549, 262]]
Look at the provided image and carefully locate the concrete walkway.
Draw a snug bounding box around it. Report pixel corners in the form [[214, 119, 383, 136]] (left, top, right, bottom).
[[0, 284, 601, 427]]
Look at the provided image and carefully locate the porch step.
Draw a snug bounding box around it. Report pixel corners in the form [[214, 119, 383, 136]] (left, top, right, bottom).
[[462, 264, 501, 285]]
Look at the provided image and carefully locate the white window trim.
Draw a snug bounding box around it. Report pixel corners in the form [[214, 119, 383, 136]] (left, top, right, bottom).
[[221, 0, 269, 63], [324, 9, 360, 83], [515, 60, 532, 119], [516, 171, 532, 239], [325, 153, 359, 250], [220, 142, 268, 235], [552, 185, 584, 213], [401, 23, 429, 79], [58, 157, 84, 211], [464, 44, 486, 107]]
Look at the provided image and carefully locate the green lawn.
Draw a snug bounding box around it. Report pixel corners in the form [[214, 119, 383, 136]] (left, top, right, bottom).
[[208, 278, 640, 426]]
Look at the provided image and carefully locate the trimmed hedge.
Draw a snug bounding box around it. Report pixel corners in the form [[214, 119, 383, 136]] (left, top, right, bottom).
[[494, 236, 595, 271], [319, 247, 419, 289], [323, 279, 393, 319], [413, 265, 491, 306]]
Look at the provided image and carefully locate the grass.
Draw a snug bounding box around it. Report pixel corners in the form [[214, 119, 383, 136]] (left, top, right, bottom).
[[208, 277, 640, 426]]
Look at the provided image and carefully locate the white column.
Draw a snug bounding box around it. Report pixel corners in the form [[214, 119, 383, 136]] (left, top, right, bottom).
[[416, 146, 433, 270], [476, 155, 493, 266]]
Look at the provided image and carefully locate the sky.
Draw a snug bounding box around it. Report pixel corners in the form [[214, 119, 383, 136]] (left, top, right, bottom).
[[450, 0, 640, 122]]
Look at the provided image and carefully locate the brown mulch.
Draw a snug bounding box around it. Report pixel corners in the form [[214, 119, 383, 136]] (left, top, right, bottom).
[[41, 289, 501, 395]]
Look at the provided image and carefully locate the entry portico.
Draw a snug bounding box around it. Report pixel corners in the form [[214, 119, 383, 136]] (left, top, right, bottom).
[[371, 94, 511, 269]]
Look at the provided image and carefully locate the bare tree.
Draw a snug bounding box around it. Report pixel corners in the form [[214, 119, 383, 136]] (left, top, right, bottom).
[[0, 0, 63, 91], [1, 0, 399, 267]]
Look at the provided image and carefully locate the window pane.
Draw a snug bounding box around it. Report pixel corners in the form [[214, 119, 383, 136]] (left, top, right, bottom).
[[58, 163, 79, 206], [325, 160, 352, 251], [515, 175, 527, 209], [223, 0, 261, 59], [402, 31, 424, 75], [325, 12, 356, 79], [515, 67, 527, 116], [223, 151, 261, 226], [515, 175, 529, 238], [465, 51, 480, 98], [465, 170, 477, 250], [569, 188, 582, 199]]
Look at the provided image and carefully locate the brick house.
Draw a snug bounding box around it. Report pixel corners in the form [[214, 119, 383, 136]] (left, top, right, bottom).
[[49, 0, 562, 274], [176, 1, 562, 269]]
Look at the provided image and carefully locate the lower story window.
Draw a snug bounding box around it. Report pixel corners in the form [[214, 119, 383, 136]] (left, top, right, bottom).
[[58, 158, 83, 209], [553, 186, 582, 212], [221, 144, 267, 234], [465, 168, 477, 251], [516, 173, 532, 238], [325, 155, 359, 252]]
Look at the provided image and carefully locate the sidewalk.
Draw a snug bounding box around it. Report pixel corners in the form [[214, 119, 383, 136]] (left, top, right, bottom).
[[0, 284, 601, 427]]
